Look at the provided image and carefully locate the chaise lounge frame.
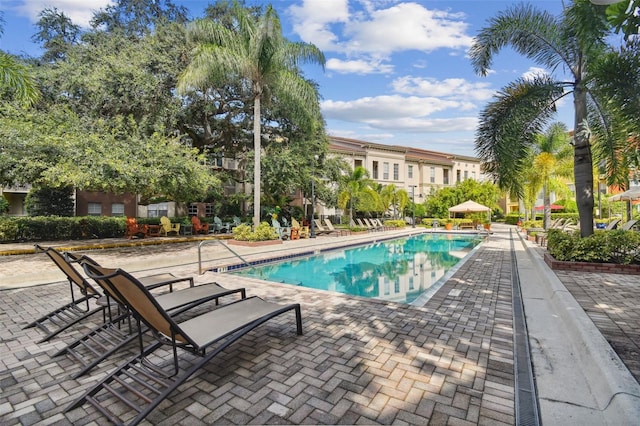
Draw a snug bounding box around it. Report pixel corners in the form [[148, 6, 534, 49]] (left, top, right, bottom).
[[67, 264, 302, 425], [54, 252, 246, 378]]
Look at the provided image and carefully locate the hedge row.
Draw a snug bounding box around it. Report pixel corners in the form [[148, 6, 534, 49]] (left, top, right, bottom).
[[547, 228, 640, 265], [0, 216, 198, 242]]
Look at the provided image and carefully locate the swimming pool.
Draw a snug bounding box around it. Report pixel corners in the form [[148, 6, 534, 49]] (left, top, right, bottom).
[[232, 233, 482, 305]]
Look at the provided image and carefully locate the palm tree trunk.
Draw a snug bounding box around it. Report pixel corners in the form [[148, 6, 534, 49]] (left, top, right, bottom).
[[573, 84, 594, 237], [543, 180, 551, 229], [253, 94, 261, 228]]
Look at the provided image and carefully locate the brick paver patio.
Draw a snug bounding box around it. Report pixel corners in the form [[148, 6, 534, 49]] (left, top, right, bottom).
[[1, 226, 638, 424]]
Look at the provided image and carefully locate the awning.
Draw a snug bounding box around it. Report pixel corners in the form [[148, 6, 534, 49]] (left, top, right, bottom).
[[534, 204, 564, 211]]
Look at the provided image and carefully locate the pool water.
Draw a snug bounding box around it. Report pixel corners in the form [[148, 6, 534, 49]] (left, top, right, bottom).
[[232, 234, 482, 305]]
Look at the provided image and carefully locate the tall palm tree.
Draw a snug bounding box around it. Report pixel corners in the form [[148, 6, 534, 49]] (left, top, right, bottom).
[[533, 123, 574, 228], [338, 166, 377, 223], [379, 184, 409, 219], [470, 0, 612, 237], [177, 1, 325, 226], [1, 16, 39, 106]]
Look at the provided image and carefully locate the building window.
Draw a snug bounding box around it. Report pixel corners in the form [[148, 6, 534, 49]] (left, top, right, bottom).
[[111, 203, 125, 217], [393, 163, 399, 180], [443, 169, 449, 185], [472, 171, 476, 180], [430, 166, 435, 183], [372, 161, 379, 179], [408, 165, 413, 179], [464, 171, 468, 180], [148, 202, 168, 218], [383, 162, 389, 180], [88, 202, 102, 216], [394, 278, 400, 293], [355, 159, 363, 169], [456, 170, 461, 183]]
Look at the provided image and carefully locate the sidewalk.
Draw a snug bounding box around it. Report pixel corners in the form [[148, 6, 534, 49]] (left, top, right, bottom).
[[0, 225, 639, 425]]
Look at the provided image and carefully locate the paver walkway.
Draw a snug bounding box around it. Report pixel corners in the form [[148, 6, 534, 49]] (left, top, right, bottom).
[[1, 229, 515, 425], [1, 225, 639, 424]]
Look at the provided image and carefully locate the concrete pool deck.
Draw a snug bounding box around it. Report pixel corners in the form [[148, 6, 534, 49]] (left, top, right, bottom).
[[1, 224, 639, 424]]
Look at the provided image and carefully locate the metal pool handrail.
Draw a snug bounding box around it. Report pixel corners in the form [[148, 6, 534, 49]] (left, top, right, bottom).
[[197, 240, 252, 274]]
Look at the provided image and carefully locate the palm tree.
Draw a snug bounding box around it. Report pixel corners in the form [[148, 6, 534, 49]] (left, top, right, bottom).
[[533, 123, 574, 228], [177, 2, 325, 227], [0, 16, 39, 106], [379, 184, 409, 219], [470, 1, 612, 237], [338, 166, 377, 223]]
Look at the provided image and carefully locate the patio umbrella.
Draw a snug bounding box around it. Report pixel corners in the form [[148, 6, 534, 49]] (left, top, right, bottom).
[[448, 200, 491, 221], [609, 187, 640, 201]]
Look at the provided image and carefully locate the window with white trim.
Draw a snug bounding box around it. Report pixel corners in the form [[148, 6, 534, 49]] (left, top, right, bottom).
[[111, 203, 125, 217], [88, 202, 102, 216]]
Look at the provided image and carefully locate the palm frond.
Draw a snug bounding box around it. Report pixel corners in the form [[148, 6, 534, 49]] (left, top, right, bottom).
[[475, 75, 564, 195], [469, 3, 567, 76]]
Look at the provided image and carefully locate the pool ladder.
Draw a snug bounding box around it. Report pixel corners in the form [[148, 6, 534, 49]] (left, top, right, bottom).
[[197, 240, 252, 274]]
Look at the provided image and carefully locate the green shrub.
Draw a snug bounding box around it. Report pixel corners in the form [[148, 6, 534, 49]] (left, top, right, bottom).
[[383, 219, 406, 228], [0, 216, 127, 241], [232, 222, 278, 241], [547, 229, 640, 265]]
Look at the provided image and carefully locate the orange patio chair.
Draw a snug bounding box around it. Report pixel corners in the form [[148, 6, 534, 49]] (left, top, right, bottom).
[[191, 216, 210, 234], [125, 217, 148, 239]]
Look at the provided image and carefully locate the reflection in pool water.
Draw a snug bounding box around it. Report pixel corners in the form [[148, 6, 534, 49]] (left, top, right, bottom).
[[232, 234, 482, 304]]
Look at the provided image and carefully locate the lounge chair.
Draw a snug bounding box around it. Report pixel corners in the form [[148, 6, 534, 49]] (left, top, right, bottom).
[[598, 218, 621, 231], [312, 219, 332, 235], [159, 216, 180, 236], [368, 218, 385, 231], [26, 246, 197, 342], [191, 216, 210, 234], [24, 246, 104, 342], [67, 264, 302, 426], [322, 218, 348, 236], [362, 218, 380, 231], [56, 253, 246, 378], [621, 219, 638, 231]]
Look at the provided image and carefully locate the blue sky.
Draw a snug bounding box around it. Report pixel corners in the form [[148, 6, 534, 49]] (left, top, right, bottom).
[[1, 0, 575, 157]]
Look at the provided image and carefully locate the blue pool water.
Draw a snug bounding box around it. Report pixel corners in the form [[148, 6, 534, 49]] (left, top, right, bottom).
[[232, 234, 482, 305]]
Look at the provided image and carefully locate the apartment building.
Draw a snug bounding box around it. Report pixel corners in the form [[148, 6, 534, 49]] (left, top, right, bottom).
[[1, 136, 485, 218], [328, 136, 486, 199]]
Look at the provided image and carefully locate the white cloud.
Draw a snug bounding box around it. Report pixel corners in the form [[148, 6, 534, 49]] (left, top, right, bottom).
[[321, 94, 478, 135], [522, 66, 548, 81], [322, 95, 466, 121], [288, 0, 473, 57], [342, 2, 473, 55], [391, 76, 495, 102], [12, 0, 114, 27], [365, 116, 478, 133], [326, 57, 394, 75], [287, 0, 350, 51]]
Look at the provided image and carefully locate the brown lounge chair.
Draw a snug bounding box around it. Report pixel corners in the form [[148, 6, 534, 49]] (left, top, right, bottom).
[[26, 246, 198, 343], [54, 253, 246, 378], [23, 246, 104, 343], [67, 263, 302, 426]]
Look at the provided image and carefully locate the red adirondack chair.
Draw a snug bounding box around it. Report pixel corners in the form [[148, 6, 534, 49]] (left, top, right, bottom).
[[125, 217, 148, 239], [191, 216, 210, 234]]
